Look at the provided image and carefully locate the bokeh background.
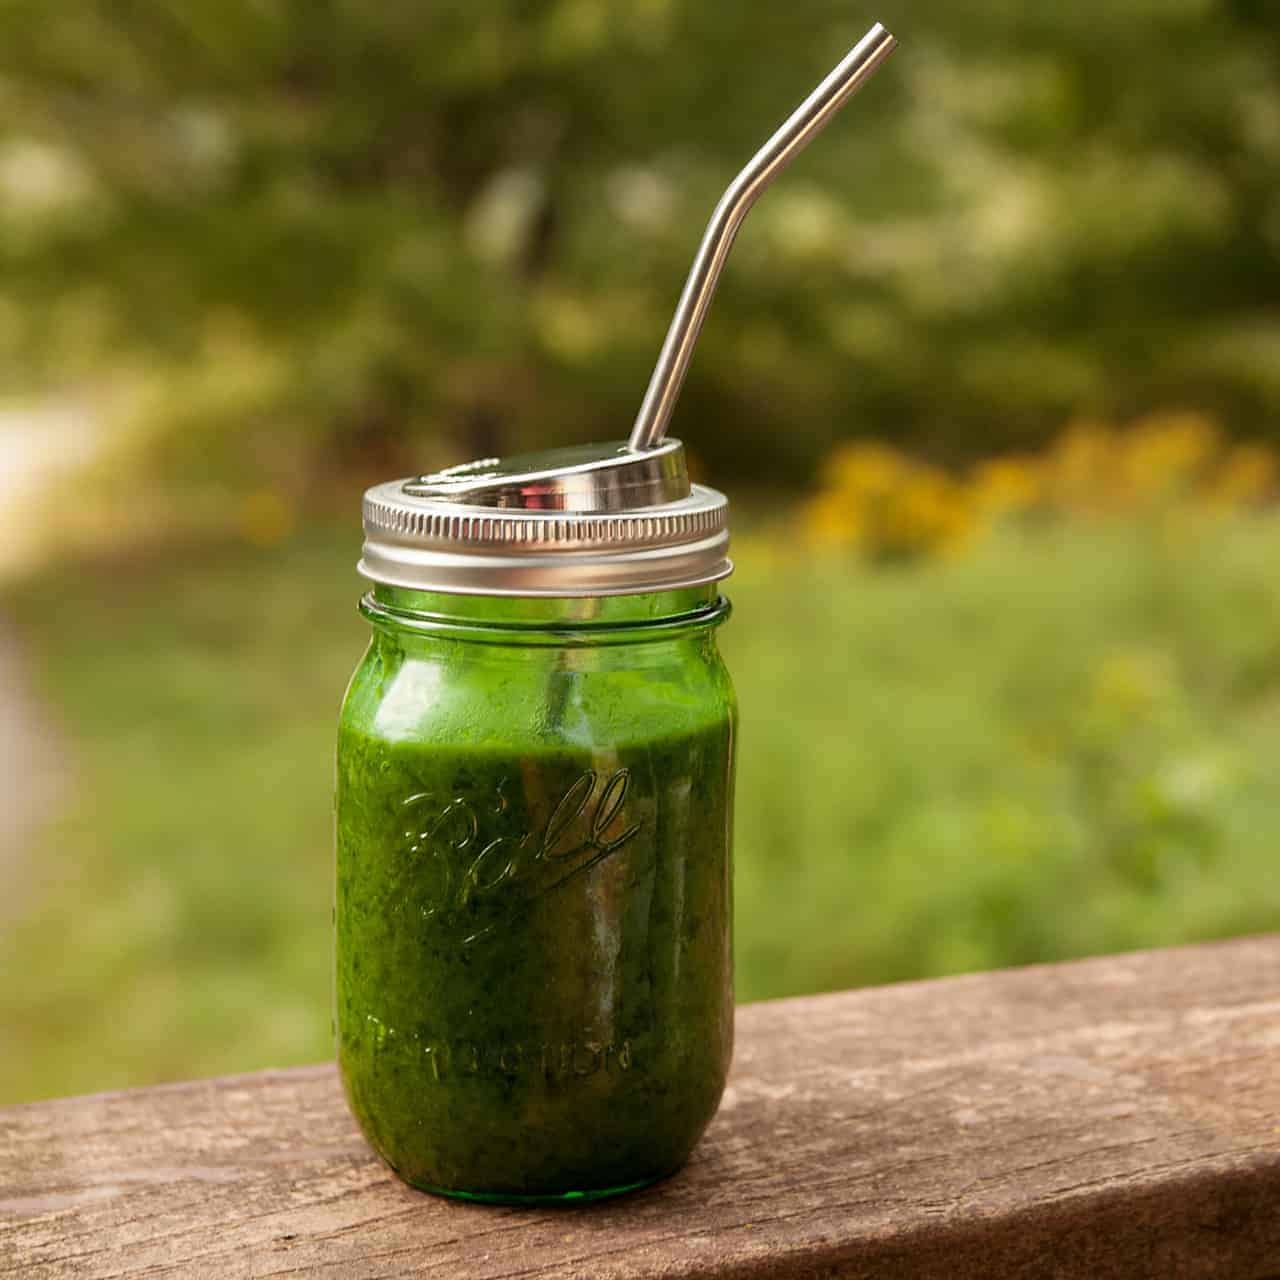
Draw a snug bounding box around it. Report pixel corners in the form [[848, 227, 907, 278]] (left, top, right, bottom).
[[2, 1, 1279, 1103]]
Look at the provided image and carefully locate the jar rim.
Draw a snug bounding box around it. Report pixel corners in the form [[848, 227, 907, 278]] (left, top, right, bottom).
[[359, 586, 731, 647]]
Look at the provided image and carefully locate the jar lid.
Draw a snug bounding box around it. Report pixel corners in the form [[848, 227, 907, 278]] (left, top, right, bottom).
[[359, 438, 731, 597]]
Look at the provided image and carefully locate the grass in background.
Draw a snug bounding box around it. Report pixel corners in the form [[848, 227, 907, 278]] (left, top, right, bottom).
[[4, 513, 1280, 1102]]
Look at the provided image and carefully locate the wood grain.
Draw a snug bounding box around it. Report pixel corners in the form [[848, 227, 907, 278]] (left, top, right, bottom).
[[2, 936, 1278, 1278]]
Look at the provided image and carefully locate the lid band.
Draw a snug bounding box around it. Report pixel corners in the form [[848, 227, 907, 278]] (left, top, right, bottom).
[[359, 479, 731, 598]]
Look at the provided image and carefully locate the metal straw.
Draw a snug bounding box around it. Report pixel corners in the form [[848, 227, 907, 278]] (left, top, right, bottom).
[[627, 22, 897, 454]]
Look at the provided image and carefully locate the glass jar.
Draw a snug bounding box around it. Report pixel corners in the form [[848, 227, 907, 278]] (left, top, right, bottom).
[[336, 444, 736, 1203]]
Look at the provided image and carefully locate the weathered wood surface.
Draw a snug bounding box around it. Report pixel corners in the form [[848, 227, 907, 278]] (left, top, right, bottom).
[[2, 936, 1278, 1279]]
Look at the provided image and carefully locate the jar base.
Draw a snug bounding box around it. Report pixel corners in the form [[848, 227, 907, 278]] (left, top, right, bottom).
[[404, 1173, 666, 1206]]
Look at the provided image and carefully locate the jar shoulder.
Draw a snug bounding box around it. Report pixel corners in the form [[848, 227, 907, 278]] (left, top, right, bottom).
[[340, 633, 734, 753]]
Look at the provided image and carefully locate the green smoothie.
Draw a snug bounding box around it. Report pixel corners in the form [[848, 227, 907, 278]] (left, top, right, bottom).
[[336, 586, 736, 1200]]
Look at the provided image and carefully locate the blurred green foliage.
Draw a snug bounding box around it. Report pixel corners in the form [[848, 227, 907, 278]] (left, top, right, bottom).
[[6, 512, 1280, 1102], [0, 1, 1277, 492]]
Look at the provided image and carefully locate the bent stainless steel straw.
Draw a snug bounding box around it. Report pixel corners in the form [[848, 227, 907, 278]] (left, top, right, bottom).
[[628, 22, 897, 454]]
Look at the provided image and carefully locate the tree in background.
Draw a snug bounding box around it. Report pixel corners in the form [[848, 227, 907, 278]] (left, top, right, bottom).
[[0, 0, 1276, 500]]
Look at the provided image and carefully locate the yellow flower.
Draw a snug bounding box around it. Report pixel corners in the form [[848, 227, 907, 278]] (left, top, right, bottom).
[[1045, 419, 1119, 514], [803, 490, 864, 549], [1204, 444, 1277, 508], [879, 467, 974, 558], [803, 410, 1274, 567], [970, 456, 1042, 514], [822, 442, 909, 496], [1120, 411, 1221, 502]]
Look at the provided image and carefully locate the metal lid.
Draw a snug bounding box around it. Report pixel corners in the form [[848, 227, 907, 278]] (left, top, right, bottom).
[[402, 438, 689, 510], [359, 438, 731, 597]]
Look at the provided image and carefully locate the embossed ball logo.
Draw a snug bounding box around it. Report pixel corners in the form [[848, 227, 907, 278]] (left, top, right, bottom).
[[400, 769, 642, 944]]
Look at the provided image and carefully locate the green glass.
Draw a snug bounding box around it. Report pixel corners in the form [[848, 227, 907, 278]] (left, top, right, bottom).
[[335, 583, 736, 1202]]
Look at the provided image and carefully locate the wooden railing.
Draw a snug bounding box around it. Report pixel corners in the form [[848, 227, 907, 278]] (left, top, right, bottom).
[[3, 935, 1278, 1278]]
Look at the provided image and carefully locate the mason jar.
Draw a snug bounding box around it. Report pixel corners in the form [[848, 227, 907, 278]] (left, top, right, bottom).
[[335, 442, 736, 1203]]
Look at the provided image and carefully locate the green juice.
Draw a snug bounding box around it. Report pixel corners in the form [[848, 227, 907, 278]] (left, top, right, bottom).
[[336, 587, 735, 1200]]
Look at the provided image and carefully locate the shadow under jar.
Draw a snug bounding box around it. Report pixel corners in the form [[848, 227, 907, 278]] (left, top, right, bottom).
[[335, 442, 736, 1203]]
